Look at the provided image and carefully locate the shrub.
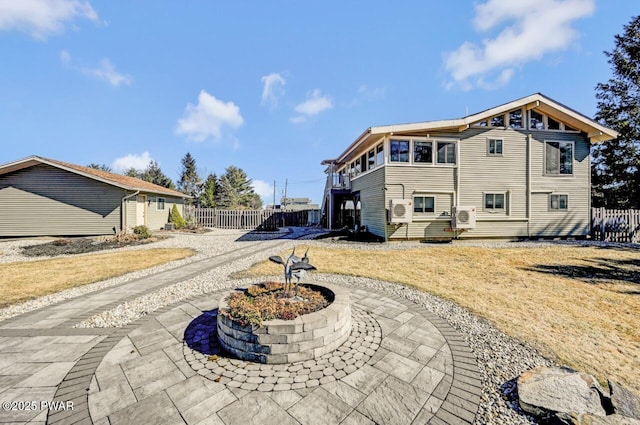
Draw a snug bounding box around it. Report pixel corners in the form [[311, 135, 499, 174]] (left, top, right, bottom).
[[133, 225, 152, 239], [169, 204, 187, 229]]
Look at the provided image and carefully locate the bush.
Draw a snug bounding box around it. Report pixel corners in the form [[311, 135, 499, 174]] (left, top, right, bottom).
[[133, 225, 152, 239], [169, 204, 187, 229]]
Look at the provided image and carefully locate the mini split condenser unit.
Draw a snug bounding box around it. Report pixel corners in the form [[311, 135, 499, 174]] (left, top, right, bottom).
[[388, 199, 412, 224], [452, 206, 476, 229]]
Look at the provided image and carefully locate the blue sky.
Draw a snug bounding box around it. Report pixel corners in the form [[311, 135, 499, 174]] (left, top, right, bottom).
[[0, 0, 636, 206]]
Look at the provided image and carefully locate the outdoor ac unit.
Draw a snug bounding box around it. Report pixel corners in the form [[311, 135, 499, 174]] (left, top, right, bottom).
[[452, 206, 476, 229], [389, 199, 412, 224]]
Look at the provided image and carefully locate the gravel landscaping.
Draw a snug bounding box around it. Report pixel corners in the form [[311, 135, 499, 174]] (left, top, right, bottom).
[[4, 230, 628, 424]]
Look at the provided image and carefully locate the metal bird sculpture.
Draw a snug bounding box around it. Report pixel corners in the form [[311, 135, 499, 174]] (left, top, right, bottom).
[[268, 247, 316, 297]]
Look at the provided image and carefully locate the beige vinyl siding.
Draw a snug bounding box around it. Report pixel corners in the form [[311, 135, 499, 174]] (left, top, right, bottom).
[[145, 196, 184, 230], [384, 164, 455, 240], [0, 164, 123, 237], [350, 167, 386, 238], [528, 130, 590, 236]]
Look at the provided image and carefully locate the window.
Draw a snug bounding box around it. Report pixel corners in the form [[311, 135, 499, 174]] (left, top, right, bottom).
[[360, 153, 367, 173], [564, 124, 578, 132], [376, 143, 384, 165], [413, 141, 433, 163], [509, 109, 523, 128], [550, 194, 568, 210], [487, 139, 503, 156], [484, 193, 505, 210], [530, 111, 544, 129], [473, 120, 488, 127], [354, 158, 361, 176], [437, 142, 456, 164], [368, 149, 375, 169], [390, 140, 410, 162], [414, 196, 435, 213], [157, 197, 166, 210], [545, 141, 573, 175], [490, 114, 505, 127], [547, 117, 561, 130]]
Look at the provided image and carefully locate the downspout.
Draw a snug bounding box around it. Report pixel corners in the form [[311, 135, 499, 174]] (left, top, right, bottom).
[[121, 190, 140, 232], [527, 134, 532, 238]]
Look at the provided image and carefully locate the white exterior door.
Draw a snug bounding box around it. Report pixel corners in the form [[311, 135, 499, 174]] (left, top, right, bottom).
[[136, 195, 146, 226]]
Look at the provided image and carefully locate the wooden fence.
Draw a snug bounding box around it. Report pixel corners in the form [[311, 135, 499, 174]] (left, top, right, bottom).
[[184, 207, 321, 230], [591, 208, 640, 243]]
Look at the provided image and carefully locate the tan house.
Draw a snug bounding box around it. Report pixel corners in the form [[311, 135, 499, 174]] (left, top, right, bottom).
[[0, 155, 189, 237], [321, 93, 618, 241]]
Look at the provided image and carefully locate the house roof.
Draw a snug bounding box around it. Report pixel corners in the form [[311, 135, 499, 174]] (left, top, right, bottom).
[[0, 155, 189, 198], [332, 93, 619, 165]]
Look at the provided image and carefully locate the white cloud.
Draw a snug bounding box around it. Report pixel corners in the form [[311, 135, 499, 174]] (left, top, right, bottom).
[[81, 58, 132, 87], [261, 73, 286, 108], [291, 89, 333, 123], [60, 51, 132, 87], [251, 179, 274, 206], [111, 152, 152, 173], [175, 90, 244, 142], [443, 0, 595, 90], [0, 0, 98, 40]]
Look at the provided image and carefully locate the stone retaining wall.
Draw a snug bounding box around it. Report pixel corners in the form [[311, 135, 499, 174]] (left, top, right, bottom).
[[217, 283, 351, 363]]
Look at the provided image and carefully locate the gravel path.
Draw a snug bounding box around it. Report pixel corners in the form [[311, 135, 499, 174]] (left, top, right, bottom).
[[4, 231, 628, 424]]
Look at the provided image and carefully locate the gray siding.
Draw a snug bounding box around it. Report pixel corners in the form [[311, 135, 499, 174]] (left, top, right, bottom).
[[350, 167, 386, 238], [0, 164, 123, 237], [529, 130, 590, 236]]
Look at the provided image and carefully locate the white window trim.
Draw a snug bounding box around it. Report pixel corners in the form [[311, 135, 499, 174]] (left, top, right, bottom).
[[483, 192, 507, 212], [412, 194, 436, 215], [435, 140, 457, 166], [528, 110, 581, 133], [156, 197, 166, 211], [389, 138, 411, 164], [543, 140, 575, 177], [549, 193, 569, 211], [486, 138, 503, 157]]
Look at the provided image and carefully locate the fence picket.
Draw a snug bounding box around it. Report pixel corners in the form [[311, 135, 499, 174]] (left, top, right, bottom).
[[591, 207, 640, 243], [184, 207, 320, 230]]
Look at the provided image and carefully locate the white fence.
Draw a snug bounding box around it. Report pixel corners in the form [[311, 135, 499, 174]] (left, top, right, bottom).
[[184, 207, 321, 230], [591, 208, 640, 243]]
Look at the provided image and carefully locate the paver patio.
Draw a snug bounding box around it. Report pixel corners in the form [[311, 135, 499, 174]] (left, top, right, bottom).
[[0, 232, 481, 424]]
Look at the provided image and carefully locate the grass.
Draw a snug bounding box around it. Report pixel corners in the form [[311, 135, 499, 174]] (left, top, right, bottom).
[[0, 248, 194, 308], [238, 243, 640, 395]]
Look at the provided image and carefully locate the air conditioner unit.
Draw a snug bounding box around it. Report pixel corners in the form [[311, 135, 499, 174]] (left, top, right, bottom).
[[452, 206, 476, 229], [389, 199, 412, 224]]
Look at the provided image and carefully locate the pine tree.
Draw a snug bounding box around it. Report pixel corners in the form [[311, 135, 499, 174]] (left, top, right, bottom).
[[142, 160, 175, 190], [198, 173, 219, 208], [593, 15, 640, 209], [177, 153, 202, 205], [123, 167, 142, 178], [217, 166, 263, 209], [87, 163, 112, 172]]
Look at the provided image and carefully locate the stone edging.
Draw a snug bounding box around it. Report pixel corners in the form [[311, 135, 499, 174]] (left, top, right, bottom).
[[217, 283, 352, 363]]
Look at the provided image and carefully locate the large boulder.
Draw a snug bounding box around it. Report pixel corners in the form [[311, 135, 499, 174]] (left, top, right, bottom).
[[518, 367, 607, 420], [555, 413, 640, 425], [609, 381, 640, 420]]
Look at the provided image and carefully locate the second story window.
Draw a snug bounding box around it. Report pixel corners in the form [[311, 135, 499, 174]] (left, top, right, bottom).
[[390, 140, 410, 163], [413, 141, 433, 163], [545, 141, 573, 175], [436, 142, 456, 164], [487, 139, 503, 156]]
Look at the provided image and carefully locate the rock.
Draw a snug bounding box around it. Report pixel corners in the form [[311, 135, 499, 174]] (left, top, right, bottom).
[[555, 412, 640, 424], [609, 381, 640, 420], [518, 366, 607, 420]]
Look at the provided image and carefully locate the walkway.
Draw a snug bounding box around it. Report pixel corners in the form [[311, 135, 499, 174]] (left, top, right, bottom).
[[0, 231, 481, 424]]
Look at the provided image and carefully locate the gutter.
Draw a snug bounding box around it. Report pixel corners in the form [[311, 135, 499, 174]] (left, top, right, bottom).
[[121, 190, 140, 232]]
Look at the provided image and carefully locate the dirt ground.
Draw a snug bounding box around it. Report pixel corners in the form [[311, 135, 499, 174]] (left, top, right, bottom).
[[20, 236, 165, 257]]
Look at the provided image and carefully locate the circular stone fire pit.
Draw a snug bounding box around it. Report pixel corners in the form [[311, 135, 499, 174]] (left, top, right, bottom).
[[217, 283, 351, 364]]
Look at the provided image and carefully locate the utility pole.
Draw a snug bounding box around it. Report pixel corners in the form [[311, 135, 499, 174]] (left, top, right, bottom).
[[272, 180, 276, 210], [283, 178, 288, 210]]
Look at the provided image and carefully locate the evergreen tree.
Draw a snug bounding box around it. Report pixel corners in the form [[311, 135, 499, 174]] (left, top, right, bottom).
[[87, 163, 112, 172], [199, 173, 219, 208], [593, 15, 640, 209], [142, 160, 175, 190], [177, 153, 202, 205], [217, 166, 263, 209], [123, 167, 142, 178]]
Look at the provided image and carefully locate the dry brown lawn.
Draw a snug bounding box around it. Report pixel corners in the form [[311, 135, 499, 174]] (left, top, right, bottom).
[[240, 244, 640, 395], [0, 248, 194, 308]]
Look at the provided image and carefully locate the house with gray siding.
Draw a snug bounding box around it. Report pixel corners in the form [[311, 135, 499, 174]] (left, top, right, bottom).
[[0, 156, 189, 237], [321, 93, 618, 241]]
